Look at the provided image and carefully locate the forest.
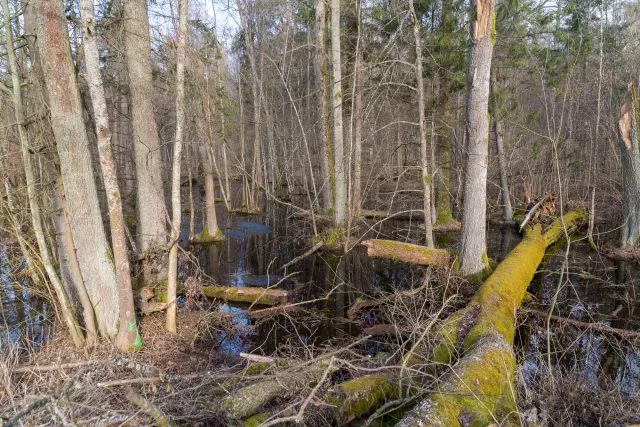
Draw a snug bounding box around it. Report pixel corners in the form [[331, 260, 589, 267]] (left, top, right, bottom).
[[1, 0, 640, 425]]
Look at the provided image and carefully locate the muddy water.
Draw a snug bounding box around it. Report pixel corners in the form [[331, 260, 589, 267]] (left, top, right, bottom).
[[2, 198, 640, 395]]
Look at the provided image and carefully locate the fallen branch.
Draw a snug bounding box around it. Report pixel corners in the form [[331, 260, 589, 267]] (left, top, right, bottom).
[[361, 239, 450, 267], [201, 286, 288, 306], [280, 242, 323, 271], [519, 194, 548, 232], [125, 387, 172, 427]]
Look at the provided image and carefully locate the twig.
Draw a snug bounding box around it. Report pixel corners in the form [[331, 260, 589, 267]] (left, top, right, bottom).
[[519, 195, 548, 232], [258, 357, 334, 427], [280, 242, 323, 271], [239, 353, 277, 364], [125, 387, 172, 427]]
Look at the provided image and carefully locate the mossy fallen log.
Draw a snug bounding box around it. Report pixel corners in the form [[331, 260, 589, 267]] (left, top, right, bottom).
[[362, 239, 450, 267], [201, 286, 288, 306], [325, 374, 399, 423], [397, 210, 586, 426], [220, 363, 329, 419]]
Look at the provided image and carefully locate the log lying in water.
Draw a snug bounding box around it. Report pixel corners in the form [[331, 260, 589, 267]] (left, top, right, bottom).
[[201, 286, 288, 306], [396, 210, 586, 426], [362, 239, 450, 267]]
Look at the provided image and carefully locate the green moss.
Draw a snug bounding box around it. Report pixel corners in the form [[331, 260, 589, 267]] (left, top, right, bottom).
[[192, 224, 225, 243], [490, 11, 497, 45], [436, 202, 455, 225], [327, 374, 399, 421], [244, 412, 269, 427], [424, 175, 432, 185]]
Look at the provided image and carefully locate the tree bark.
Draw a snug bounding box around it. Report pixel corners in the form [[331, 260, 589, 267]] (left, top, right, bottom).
[[315, 0, 334, 214], [3, 0, 84, 347], [194, 118, 223, 243], [491, 73, 513, 221], [352, 21, 363, 216], [619, 84, 640, 247], [36, 0, 120, 338], [459, 0, 495, 276], [123, 0, 168, 255], [166, 0, 188, 333], [79, 0, 141, 350], [331, 0, 347, 225], [408, 0, 434, 247], [362, 239, 450, 267]]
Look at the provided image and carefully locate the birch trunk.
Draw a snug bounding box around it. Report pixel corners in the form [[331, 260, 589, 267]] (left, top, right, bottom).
[[491, 73, 513, 221], [316, 0, 334, 214], [330, 0, 347, 225], [408, 0, 434, 247], [166, 0, 188, 333], [3, 0, 84, 347], [459, 0, 495, 276], [123, 0, 168, 255], [36, 0, 120, 337], [80, 0, 141, 350], [619, 84, 640, 247]]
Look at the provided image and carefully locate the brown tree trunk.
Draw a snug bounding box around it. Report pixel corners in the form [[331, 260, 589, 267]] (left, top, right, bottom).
[[459, 0, 495, 276], [315, 0, 334, 214], [36, 0, 120, 337], [3, 0, 84, 347], [123, 0, 168, 256], [80, 0, 141, 350], [408, 0, 434, 247], [166, 0, 188, 333]]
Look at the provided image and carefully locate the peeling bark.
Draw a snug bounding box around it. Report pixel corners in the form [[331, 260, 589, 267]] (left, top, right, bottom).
[[619, 84, 640, 247]]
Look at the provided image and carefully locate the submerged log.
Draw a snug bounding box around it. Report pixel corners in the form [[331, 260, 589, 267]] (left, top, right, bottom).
[[397, 210, 586, 426], [201, 286, 288, 306], [362, 239, 450, 267]]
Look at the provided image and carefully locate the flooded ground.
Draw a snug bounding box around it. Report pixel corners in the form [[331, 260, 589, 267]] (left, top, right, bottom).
[[2, 189, 640, 398]]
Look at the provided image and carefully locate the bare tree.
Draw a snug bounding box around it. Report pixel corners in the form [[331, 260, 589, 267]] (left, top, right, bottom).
[[459, 0, 495, 276], [408, 0, 434, 247], [36, 0, 120, 338], [330, 0, 347, 225], [79, 0, 140, 350], [491, 73, 513, 221], [2, 0, 84, 347], [619, 84, 640, 248], [316, 0, 333, 214], [166, 0, 189, 333], [123, 0, 168, 261]]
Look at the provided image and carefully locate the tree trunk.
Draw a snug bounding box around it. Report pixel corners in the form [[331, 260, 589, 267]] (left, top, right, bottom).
[[352, 28, 363, 215], [237, 0, 262, 210], [408, 0, 434, 247], [459, 0, 495, 276], [331, 0, 347, 225], [123, 0, 168, 255], [619, 84, 640, 247], [79, 0, 141, 351], [362, 240, 450, 267], [316, 0, 334, 214], [3, 0, 84, 347], [36, 0, 120, 338], [491, 73, 513, 221], [166, 0, 188, 333], [194, 118, 223, 243]]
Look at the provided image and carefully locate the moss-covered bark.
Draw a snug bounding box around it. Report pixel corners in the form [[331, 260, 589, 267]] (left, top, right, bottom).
[[362, 239, 451, 267], [201, 286, 288, 306], [397, 211, 586, 426]]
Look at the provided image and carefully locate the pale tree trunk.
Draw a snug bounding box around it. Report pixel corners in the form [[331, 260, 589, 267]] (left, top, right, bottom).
[[459, 0, 495, 276], [166, 0, 188, 333], [330, 0, 347, 225], [36, 0, 120, 337], [352, 1, 363, 215], [216, 57, 232, 209], [195, 117, 222, 241], [80, 0, 141, 351], [408, 0, 434, 247], [491, 73, 513, 221], [237, 0, 262, 210], [316, 0, 334, 214], [123, 0, 168, 255], [3, 0, 84, 347], [619, 84, 640, 248]]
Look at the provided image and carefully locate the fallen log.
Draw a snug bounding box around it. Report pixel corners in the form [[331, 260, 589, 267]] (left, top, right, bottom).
[[362, 240, 450, 267], [397, 210, 586, 426], [201, 286, 288, 306]]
